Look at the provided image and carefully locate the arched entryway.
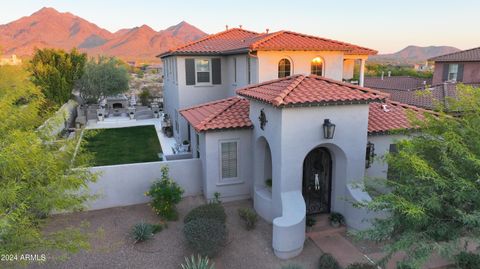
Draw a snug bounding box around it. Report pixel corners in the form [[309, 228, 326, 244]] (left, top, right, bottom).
[[303, 147, 332, 215], [112, 103, 123, 109]]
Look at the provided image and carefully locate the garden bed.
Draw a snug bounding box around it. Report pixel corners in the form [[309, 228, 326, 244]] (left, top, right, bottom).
[[82, 126, 162, 166]]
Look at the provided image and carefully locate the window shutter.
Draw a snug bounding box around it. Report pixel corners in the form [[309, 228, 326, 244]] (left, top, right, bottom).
[[212, 58, 222, 85], [185, 59, 195, 85], [457, 63, 464, 82], [442, 63, 449, 81]]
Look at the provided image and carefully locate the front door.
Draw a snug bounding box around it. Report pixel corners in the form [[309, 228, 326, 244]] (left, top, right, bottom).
[[303, 147, 332, 215]]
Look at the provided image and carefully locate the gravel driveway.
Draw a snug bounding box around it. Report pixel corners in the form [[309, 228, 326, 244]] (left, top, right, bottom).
[[20, 196, 321, 269]]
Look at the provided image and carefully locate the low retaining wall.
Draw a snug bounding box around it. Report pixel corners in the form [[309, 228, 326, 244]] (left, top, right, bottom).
[[85, 158, 202, 210]]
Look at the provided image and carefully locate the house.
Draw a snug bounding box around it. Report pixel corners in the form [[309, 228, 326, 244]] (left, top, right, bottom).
[[430, 46, 480, 84], [0, 54, 22, 66], [364, 75, 431, 91], [158, 28, 430, 259]]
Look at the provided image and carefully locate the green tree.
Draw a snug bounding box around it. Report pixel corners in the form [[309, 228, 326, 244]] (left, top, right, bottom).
[[139, 87, 151, 106], [29, 48, 86, 106], [76, 56, 130, 104], [0, 65, 96, 256], [358, 85, 480, 268]]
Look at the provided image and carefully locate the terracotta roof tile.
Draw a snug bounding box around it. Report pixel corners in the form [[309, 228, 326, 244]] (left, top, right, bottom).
[[159, 28, 377, 57], [368, 101, 432, 134], [237, 75, 387, 107], [429, 47, 480, 62], [364, 76, 432, 91], [180, 96, 252, 132]]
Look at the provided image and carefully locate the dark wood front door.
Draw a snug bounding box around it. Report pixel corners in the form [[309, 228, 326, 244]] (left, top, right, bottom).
[[303, 147, 332, 215]]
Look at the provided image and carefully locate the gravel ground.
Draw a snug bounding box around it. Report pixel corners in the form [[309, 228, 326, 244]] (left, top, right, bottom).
[[17, 196, 321, 269]]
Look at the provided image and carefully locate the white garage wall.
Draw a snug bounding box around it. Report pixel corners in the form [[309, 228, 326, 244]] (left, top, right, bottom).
[[85, 159, 202, 210]]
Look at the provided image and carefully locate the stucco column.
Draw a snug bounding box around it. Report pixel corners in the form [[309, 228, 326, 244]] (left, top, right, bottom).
[[359, 58, 365, 87]]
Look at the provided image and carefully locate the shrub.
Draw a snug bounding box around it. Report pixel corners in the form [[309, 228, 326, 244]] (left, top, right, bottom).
[[146, 166, 184, 220], [281, 264, 303, 269], [265, 178, 272, 188], [184, 203, 226, 224], [131, 222, 154, 243], [455, 251, 480, 269], [151, 223, 164, 234], [306, 216, 317, 227], [328, 212, 345, 225], [184, 218, 227, 257], [139, 88, 151, 106], [181, 255, 215, 269], [318, 253, 341, 269], [346, 262, 376, 269], [238, 208, 258, 230]]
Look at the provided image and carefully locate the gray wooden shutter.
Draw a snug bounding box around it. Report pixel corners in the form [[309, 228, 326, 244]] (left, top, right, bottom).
[[457, 63, 464, 82], [185, 59, 195, 85], [442, 63, 449, 81], [212, 58, 222, 85]]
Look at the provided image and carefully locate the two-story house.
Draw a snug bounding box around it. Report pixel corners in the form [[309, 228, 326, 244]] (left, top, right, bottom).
[[157, 28, 432, 259], [430, 46, 480, 84]]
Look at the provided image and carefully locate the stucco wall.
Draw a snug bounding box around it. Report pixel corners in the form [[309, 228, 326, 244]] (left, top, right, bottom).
[[366, 134, 406, 179], [256, 50, 345, 82], [86, 159, 202, 210], [433, 61, 480, 84], [201, 129, 253, 201]]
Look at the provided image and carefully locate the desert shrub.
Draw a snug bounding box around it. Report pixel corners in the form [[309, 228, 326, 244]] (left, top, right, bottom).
[[139, 88, 151, 106], [455, 252, 480, 269], [346, 262, 376, 269], [281, 264, 303, 269], [184, 218, 227, 257], [238, 208, 258, 230], [181, 255, 215, 269], [396, 262, 414, 269], [184, 203, 226, 224], [306, 216, 317, 227], [131, 222, 154, 243], [151, 223, 165, 234], [318, 253, 341, 269], [146, 166, 184, 220]]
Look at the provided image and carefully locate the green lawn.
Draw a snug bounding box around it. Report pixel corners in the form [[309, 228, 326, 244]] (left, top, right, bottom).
[[83, 126, 162, 166]]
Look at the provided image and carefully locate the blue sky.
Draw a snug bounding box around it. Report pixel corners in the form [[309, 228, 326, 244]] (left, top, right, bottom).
[[2, 0, 479, 53]]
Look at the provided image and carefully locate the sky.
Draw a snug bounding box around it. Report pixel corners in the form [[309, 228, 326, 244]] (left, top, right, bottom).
[[1, 0, 479, 53]]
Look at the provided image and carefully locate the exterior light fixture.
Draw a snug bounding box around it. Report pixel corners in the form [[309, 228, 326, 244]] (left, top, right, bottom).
[[322, 119, 335, 139]]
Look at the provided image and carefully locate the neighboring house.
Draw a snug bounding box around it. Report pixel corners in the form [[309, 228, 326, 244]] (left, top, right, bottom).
[[430, 46, 480, 84], [157, 28, 432, 259], [0, 54, 22, 65], [364, 76, 431, 91]]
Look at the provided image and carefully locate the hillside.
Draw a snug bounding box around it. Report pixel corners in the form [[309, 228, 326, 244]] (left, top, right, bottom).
[[369, 45, 461, 64], [0, 7, 206, 63]]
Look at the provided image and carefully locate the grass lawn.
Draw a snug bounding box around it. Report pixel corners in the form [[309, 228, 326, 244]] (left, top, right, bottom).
[[83, 126, 162, 166]]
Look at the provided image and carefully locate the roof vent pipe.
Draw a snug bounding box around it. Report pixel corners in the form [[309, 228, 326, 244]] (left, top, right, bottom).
[[381, 71, 384, 80], [266, 28, 269, 33], [225, 25, 228, 30], [239, 25, 242, 29], [387, 71, 391, 77]]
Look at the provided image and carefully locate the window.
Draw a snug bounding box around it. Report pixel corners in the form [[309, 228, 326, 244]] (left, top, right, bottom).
[[196, 133, 200, 158], [247, 56, 251, 84], [448, 64, 458, 81], [233, 57, 237, 83], [195, 59, 211, 83], [311, 57, 323, 76], [278, 58, 291, 78], [221, 141, 238, 179]]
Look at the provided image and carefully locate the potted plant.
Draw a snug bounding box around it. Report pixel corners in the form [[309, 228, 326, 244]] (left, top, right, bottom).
[[329, 212, 345, 228], [129, 111, 135, 119], [153, 110, 159, 118], [306, 216, 316, 232], [265, 178, 272, 191], [97, 113, 104, 121], [181, 140, 190, 152]]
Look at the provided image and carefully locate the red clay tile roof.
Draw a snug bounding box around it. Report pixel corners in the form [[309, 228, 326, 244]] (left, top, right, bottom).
[[180, 96, 252, 132], [368, 101, 432, 134], [158, 28, 377, 57], [237, 75, 387, 107], [429, 47, 480, 62], [364, 76, 432, 91]]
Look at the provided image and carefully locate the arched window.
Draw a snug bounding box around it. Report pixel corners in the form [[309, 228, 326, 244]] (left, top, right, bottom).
[[278, 58, 291, 78], [311, 57, 323, 76]]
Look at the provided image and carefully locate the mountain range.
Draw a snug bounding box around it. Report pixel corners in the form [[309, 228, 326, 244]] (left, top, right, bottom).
[[0, 7, 206, 63], [369, 45, 461, 64]]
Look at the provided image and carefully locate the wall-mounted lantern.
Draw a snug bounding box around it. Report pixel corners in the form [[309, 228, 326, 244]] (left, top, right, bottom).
[[259, 109, 268, 130], [322, 119, 335, 139], [365, 141, 375, 168]]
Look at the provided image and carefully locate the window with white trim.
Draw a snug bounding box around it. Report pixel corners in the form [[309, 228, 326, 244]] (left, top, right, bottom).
[[448, 64, 458, 81], [221, 141, 238, 179], [195, 59, 211, 83]]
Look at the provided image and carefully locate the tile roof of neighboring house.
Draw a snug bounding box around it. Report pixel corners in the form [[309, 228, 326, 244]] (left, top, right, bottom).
[[236, 74, 387, 107], [376, 83, 480, 110], [364, 76, 432, 91], [429, 47, 480, 62], [179, 96, 252, 132], [368, 101, 431, 134], [158, 28, 377, 57]]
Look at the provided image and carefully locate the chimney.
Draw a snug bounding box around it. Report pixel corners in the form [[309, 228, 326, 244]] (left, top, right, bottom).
[[266, 28, 269, 33], [387, 71, 391, 77], [239, 24, 242, 29], [225, 25, 229, 30], [381, 71, 384, 80]]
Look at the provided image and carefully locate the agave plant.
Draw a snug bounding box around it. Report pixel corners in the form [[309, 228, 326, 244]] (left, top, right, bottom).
[[131, 221, 154, 243], [181, 255, 215, 269]]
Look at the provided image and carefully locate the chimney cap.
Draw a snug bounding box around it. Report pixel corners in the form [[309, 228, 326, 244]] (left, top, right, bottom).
[[225, 25, 228, 30], [239, 24, 242, 29]]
